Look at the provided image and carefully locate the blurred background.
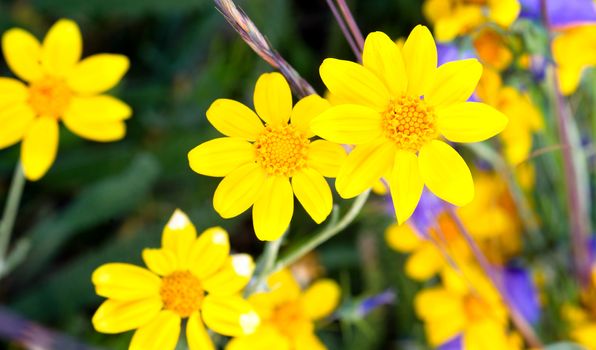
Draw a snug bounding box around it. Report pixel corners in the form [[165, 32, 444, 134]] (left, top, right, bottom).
[[0, 0, 428, 349]]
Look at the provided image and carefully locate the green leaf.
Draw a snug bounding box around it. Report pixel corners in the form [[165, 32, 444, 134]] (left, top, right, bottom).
[[545, 343, 587, 350]]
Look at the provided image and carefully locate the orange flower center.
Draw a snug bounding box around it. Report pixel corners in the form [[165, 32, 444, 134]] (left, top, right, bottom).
[[254, 124, 310, 177], [160, 271, 204, 318], [381, 95, 438, 152], [271, 301, 312, 339], [463, 294, 490, 321], [28, 76, 72, 118]]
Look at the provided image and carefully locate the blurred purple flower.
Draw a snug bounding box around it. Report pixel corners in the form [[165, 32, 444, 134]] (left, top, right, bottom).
[[520, 0, 596, 28], [409, 189, 447, 234], [356, 289, 396, 317], [437, 43, 476, 66], [502, 265, 541, 324], [438, 335, 462, 350]]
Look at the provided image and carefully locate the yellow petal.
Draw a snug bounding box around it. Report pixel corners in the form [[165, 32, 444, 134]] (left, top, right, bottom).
[[201, 295, 261, 336], [319, 58, 390, 110], [425, 319, 465, 346], [292, 168, 332, 224], [188, 138, 255, 177], [92, 297, 163, 334], [310, 104, 382, 144], [402, 25, 437, 96], [414, 287, 462, 321], [307, 140, 348, 178], [301, 279, 341, 320], [142, 248, 178, 276], [202, 254, 255, 295], [226, 327, 291, 350], [0, 78, 28, 109], [161, 209, 197, 269], [265, 269, 302, 304], [419, 140, 474, 206], [187, 227, 230, 279], [2, 28, 44, 82], [64, 95, 132, 123], [557, 65, 583, 96], [290, 94, 330, 137], [426, 59, 482, 107], [488, 0, 521, 27], [362, 31, 407, 96], [41, 19, 82, 77], [62, 118, 126, 142], [293, 333, 327, 350], [463, 320, 511, 350], [21, 116, 59, 181], [252, 176, 293, 241], [335, 141, 395, 198], [206, 99, 265, 140], [213, 163, 267, 218], [0, 104, 35, 149], [437, 102, 508, 143], [253, 72, 292, 126], [385, 223, 422, 253], [130, 310, 181, 350], [92, 262, 162, 300], [405, 244, 444, 281], [187, 312, 215, 350], [66, 53, 129, 94], [389, 150, 424, 224]]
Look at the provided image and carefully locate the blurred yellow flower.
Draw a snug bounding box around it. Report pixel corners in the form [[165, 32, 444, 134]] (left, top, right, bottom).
[[562, 303, 596, 349], [226, 269, 340, 350], [552, 24, 596, 95], [0, 19, 131, 180], [312, 27, 507, 224], [91, 210, 260, 350], [415, 265, 511, 349], [188, 72, 346, 241], [473, 28, 514, 71], [423, 0, 521, 42]]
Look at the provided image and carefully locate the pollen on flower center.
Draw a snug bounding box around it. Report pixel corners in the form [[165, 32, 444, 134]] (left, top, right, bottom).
[[381, 95, 438, 152], [254, 124, 310, 177], [271, 301, 310, 338], [28, 76, 72, 118], [160, 270, 204, 318]]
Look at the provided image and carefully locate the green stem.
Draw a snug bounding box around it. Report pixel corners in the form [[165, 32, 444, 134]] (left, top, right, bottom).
[[273, 190, 370, 272], [0, 162, 26, 265], [244, 236, 284, 296]]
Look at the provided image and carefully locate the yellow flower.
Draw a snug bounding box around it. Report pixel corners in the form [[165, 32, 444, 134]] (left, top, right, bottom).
[[0, 19, 131, 180], [552, 24, 596, 95], [226, 269, 340, 350], [562, 303, 596, 349], [311, 27, 507, 224], [473, 28, 514, 71], [188, 72, 347, 241], [91, 210, 260, 350], [423, 0, 521, 42], [415, 265, 510, 349]]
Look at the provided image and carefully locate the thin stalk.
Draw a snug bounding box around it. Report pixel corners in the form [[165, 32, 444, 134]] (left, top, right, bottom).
[[325, 0, 362, 60], [274, 190, 370, 271], [539, 0, 592, 286], [244, 236, 284, 296], [0, 162, 26, 265], [335, 0, 364, 50], [447, 208, 543, 349]]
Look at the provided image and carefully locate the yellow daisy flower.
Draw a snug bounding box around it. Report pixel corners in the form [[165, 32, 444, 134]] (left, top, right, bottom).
[[0, 19, 131, 181], [562, 302, 596, 350], [415, 265, 510, 349], [91, 210, 260, 350], [188, 72, 347, 241], [423, 0, 521, 42], [226, 269, 340, 350], [311, 27, 507, 224], [552, 24, 596, 95]]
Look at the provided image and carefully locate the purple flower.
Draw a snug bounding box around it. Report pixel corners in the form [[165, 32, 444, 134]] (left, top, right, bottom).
[[438, 335, 462, 350], [502, 265, 541, 324], [437, 43, 476, 66], [520, 0, 596, 29], [356, 289, 396, 317], [409, 189, 447, 234]]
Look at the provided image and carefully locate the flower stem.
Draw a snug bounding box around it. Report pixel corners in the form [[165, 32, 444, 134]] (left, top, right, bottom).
[[245, 236, 284, 296], [0, 162, 26, 269], [335, 0, 364, 51], [447, 208, 543, 349], [274, 190, 370, 271], [325, 0, 362, 60]]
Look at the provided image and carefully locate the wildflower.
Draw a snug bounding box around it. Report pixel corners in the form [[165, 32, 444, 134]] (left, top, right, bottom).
[[188, 72, 346, 241], [520, 0, 596, 29], [552, 24, 596, 95], [0, 19, 131, 180], [473, 29, 513, 71], [226, 269, 340, 350], [91, 210, 260, 350], [423, 0, 521, 42], [562, 303, 596, 349], [312, 27, 507, 224]]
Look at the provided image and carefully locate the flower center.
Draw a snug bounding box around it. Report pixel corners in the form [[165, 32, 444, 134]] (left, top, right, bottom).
[[381, 95, 438, 152], [254, 124, 310, 177], [28, 76, 72, 118], [271, 301, 312, 339], [160, 271, 204, 318], [463, 294, 490, 321]]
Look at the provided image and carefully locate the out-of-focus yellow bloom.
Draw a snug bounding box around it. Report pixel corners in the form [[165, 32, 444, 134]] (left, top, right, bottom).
[[0, 19, 131, 180], [562, 303, 596, 349], [91, 210, 260, 350], [312, 26, 507, 224], [473, 28, 513, 71], [415, 265, 511, 349], [188, 72, 346, 241], [423, 0, 521, 42], [477, 69, 543, 167], [552, 24, 596, 95], [226, 269, 340, 350]]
